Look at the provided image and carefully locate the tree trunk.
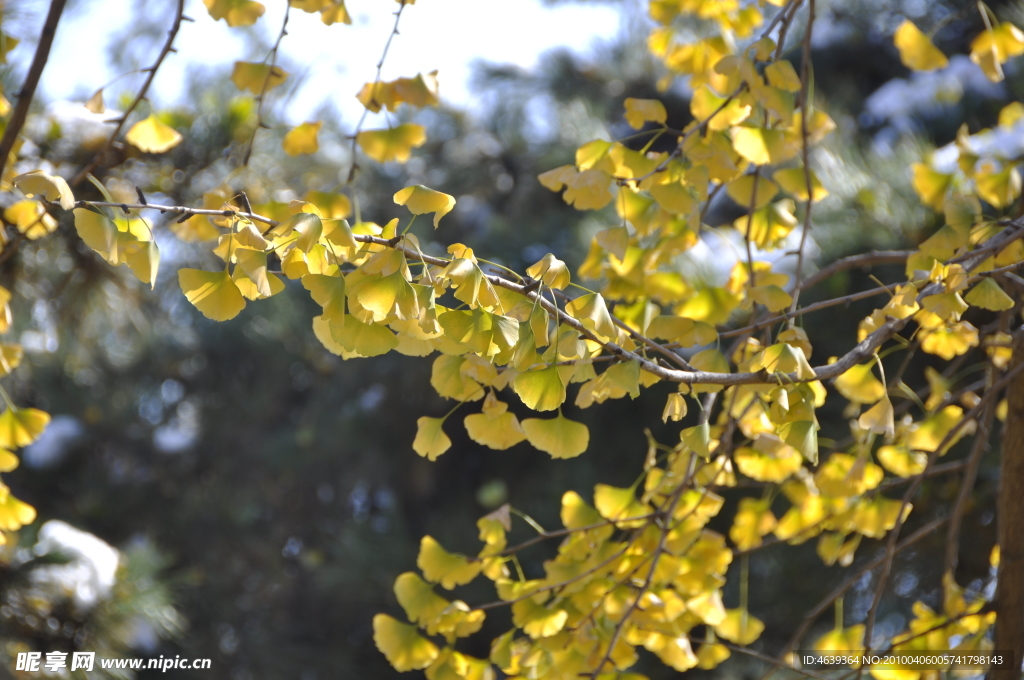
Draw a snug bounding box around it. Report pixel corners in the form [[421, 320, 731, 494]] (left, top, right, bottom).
[[993, 329, 1024, 679]]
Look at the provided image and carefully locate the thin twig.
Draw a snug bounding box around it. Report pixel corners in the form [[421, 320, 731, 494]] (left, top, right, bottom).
[[71, 0, 186, 185], [787, 0, 816, 318], [243, 2, 291, 166]]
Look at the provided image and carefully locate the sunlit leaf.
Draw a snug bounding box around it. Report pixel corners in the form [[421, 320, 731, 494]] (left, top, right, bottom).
[[964, 277, 1014, 311], [231, 61, 288, 94], [357, 124, 427, 164], [0, 407, 50, 449], [178, 269, 246, 321], [623, 97, 667, 129], [521, 413, 589, 459], [714, 608, 764, 645], [373, 614, 438, 671], [418, 536, 482, 590], [282, 121, 322, 155], [14, 170, 74, 210], [413, 417, 452, 461], [125, 114, 183, 153], [394, 185, 456, 228], [893, 20, 948, 71]]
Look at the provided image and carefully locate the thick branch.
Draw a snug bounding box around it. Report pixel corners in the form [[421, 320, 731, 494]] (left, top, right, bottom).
[[0, 0, 67, 178]]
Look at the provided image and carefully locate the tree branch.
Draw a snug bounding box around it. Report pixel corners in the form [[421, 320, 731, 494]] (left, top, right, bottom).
[[0, 0, 68, 179]]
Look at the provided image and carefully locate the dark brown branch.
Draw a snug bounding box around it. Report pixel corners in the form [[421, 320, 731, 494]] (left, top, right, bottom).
[[799, 251, 913, 291], [0, 0, 68, 178], [944, 401, 996, 576]]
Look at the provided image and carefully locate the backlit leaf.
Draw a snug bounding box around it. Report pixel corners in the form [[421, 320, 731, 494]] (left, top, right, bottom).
[[178, 269, 246, 321], [413, 417, 452, 461], [418, 536, 482, 590], [893, 21, 948, 71], [357, 124, 427, 163], [513, 364, 566, 411], [521, 414, 589, 459], [394, 185, 456, 228], [714, 608, 764, 645], [373, 614, 439, 671], [125, 114, 183, 153], [964, 277, 1014, 311], [0, 407, 50, 449], [231, 61, 288, 94], [623, 97, 667, 129], [14, 170, 74, 210], [282, 121, 322, 156]]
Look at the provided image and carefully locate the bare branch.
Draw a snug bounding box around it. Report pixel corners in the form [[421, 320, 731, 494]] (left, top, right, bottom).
[[71, 0, 186, 186], [0, 0, 68, 178]]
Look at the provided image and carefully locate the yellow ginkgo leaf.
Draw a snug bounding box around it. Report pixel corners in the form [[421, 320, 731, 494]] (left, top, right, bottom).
[[971, 23, 1024, 82], [974, 164, 1022, 208], [84, 88, 105, 113], [357, 124, 427, 164], [734, 441, 803, 483], [231, 61, 288, 94], [464, 409, 527, 450], [511, 598, 568, 639], [171, 214, 220, 242], [564, 293, 617, 341], [0, 448, 18, 472], [623, 97, 667, 129], [858, 395, 895, 438], [593, 484, 652, 525], [123, 239, 160, 288], [282, 121, 322, 156], [0, 483, 36, 531], [521, 414, 589, 459], [696, 642, 731, 670], [0, 407, 50, 449], [814, 624, 865, 653], [204, 0, 265, 26], [394, 572, 449, 628], [302, 274, 346, 320], [911, 163, 952, 209], [894, 20, 948, 71], [417, 536, 482, 589], [513, 365, 566, 412], [714, 608, 765, 645], [357, 72, 440, 112], [773, 167, 829, 202], [726, 174, 779, 209], [4, 200, 57, 239], [765, 60, 802, 92], [372, 614, 439, 672], [126, 115, 183, 153], [413, 416, 451, 461], [13, 170, 75, 210], [178, 269, 246, 322], [964, 277, 1014, 311], [835, 362, 886, 404], [730, 126, 799, 166], [0, 344, 23, 378], [304, 191, 352, 219], [526, 253, 570, 290], [394, 185, 456, 228]]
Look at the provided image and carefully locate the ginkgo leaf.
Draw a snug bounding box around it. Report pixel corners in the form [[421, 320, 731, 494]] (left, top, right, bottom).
[[0, 448, 18, 473], [521, 414, 589, 459], [126, 115, 183, 153], [835, 363, 886, 404], [178, 269, 246, 321], [894, 20, 948, 71], [205, 0, 265, 26], [0, 407, 50, 449], [5, 200, 57, 239], [970, 23, 1024, 82], [85, 88, 105, 113], [0, 344, 23, 377], [171, 215, 221, 242], [413, 417, 452, 461], [332, 314, 399, 357], [859, 395, 895, 438], [231, 61, 288, 94], [305, 191, 352, 219], [464, 410, 526, 450], [526, 253, 570, 290], [727, 174, 779, 210], [72, 208, 116, 258], [357, 124, 427, 163], [730, 126, 799, 165], [593, 484, 651, 525], [623, 97, 667, 129], [13, 170, 75, 210], [513, 365, 566, 411], [394, 185, 456, 228], [765, 60, 802, 92], [975, 164, 1022, 208], [282, 121, 322, 155], [564, 293, 617, 341], [357, 72, 440, 112], [417, 536, 482, 589], [911, 163, 952, 209], [773, 167, 828, 202], [0, 484, 36, 531], [511, 599, 568, 639], [373, 614, 439, 671], [696, 642, 731, 670], [714, 608, 764, 645], [123, 239, 160, 288], [964, 277, 1014, 311], [394, 572, 449, 627], [302, 274, 346, 320]]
